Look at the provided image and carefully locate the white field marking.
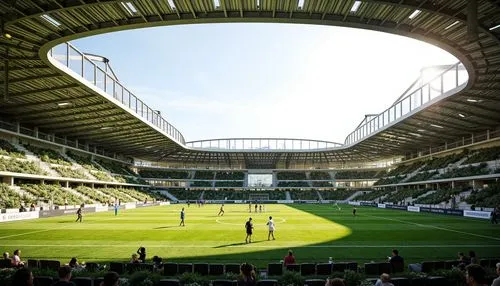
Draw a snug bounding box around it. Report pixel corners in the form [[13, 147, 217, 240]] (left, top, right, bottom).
[[1, 244, 499, 248], [215, 218, 286, 226], [362, 214, 500, 241], [0, 216, 122, 240]]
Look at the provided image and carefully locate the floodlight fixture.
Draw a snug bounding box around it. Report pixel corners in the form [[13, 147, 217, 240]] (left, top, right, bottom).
[[444, 21, 459, 30], [489, 24, 500, 31], [408, 9, 421, 20], [41, 14, 61, 27], [100, 126, 113, 130], [430, 124, 444, 129], [466, 98, 482, 103], [350, 1, 361, 13], [458, 113, 466, 118], [213, 0, 220, 8], [57, 102, 71, 107]]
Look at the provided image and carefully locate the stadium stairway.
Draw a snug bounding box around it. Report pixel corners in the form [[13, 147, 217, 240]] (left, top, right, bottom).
[[159, 190, 178, 201], [345, 190, 364, 202], [13, 143, 59, 177], [10, 185, 35, 200], [316, 191, 323, 201], [63, 155, 99, 180], [285, 191, 291, 201], [64, 187, 91, 202]]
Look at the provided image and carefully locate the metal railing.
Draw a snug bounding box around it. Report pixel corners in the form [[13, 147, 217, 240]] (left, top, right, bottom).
[[344, 62, 468, 145], [48, 43, 186, 145], [186, 138, 343, 151]]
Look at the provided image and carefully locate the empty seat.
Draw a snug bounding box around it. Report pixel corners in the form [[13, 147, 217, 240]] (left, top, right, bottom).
[[225, 264, 240, 274], [364, 263, 379, 276], [163, 263, 178, 276], [0, 259, 11, 269], [126, 263, 142, 273], [304, 279, 325, 286], [212, 280, 237, 286], [27, 259, 39, 269], [300, 263, 315, 276], [94, 278, 104, 286], [379, 262, 392, 274], [433, 261, 445, 270], [365, 278, 377, 285], [391, 260, 404, 273], [34, 276, 53, 286], [209, 264, 224, 276], [410, 277, 427, 286], [158, 279, 181, 286], [109, 262, 125, 274], [421, 261, 435, 273], [194, 263, 209, 275], [72, 277, 93, 286], [178, 263, 193, 274], [267, 263, 283, 276], [316, 263, 332, 275], [347, 262, 358, 272], [391, 277, 410, 286], [39, 260, 60, 271], [286, 264, 300, 272], [256, 280, 278, 286], [480, 259, 491, 268], [332, 262, 348, 272], [85, 262, 99, 272]]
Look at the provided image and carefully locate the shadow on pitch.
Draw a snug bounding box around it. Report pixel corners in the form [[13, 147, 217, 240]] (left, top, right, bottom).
[[213, 240, 266, 249], [153, 226, 181, 229]]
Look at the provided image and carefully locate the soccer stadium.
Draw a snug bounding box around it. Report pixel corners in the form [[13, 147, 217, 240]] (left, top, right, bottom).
[[1, 0, 500, 285]]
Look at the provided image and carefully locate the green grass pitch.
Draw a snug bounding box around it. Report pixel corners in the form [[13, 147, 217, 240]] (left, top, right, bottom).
[[1, 204, 499, 267]]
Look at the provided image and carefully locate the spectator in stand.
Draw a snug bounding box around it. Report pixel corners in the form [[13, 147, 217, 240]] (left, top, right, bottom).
[[466, 264, 488, 286], [458, 252, 471, 270], [100, 271, 119, 286], [469, 251, 479, 265], [375, 273, 394, 286], [137, 247, 146, 262], [11, 268, 33, 286], [68, 257, 84, 271], [12, 249, 25, 268], [237, 262, 256, 286], [52, 265, 75, 286], [3, 252, 9, 259], [325, 278, 345, 286], [152, 256, 163, 272], [130, 254, 140, 264], [492, 262, 500, 286], [284, 250, 296, 266], [388, 249, 404, 269]]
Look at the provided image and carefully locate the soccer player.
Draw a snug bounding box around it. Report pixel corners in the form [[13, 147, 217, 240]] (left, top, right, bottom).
[[267, 216, 276, 240], [75, 204, 83, 222], [245, 217, 253, 243], [259, 205, 262, 213], [114, 203, 118, 216], [254, 204, 258, 213], [179, 207, 185, 226], [218, 204, 225, 216], [248, 202, 252, 213], [352, 207, 357, 216]]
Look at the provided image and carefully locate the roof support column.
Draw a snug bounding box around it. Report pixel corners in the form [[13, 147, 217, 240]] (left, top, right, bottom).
[[3, 50, 8, 101], [467, 0, 478, 42]]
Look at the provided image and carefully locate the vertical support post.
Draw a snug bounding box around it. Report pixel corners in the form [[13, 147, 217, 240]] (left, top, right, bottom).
[[3, 50, 8, 101]]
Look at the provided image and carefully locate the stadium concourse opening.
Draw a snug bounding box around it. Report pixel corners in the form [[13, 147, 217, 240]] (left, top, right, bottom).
[[1, 1, 500, 285]]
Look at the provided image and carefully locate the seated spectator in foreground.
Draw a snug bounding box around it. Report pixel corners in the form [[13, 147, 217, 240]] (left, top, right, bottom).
[[326, 278, 345, 286], [375, 273, 394, 286], [68, 257, 84, 271], [492, 262, 500, 286], [388, 249, 404, 270], [283, 250, 296, 266], [52, 266, 75, 286], [12, 249, 25, 268], [130, 254, 140, 264], [152, 256, 163, 272], [465, 264, 488, 286], [469, 251, 479, 265], [237, 262, 256, 286], [11, 268, 33, 286], [458, 252, 471, 270], [3, 252, 9, 260], [100, 271, 120, 286]]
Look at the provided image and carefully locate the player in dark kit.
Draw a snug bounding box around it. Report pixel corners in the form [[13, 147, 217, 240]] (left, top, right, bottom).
[[179, 207, 185, 226], [218, 204, 225, 216], [75, 204, 83, 222], [352, 207, 357, 216], [245, 217, 253, 243]]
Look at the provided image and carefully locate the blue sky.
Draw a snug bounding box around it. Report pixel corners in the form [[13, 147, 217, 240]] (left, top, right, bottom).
[[72, 23, 457, 143]]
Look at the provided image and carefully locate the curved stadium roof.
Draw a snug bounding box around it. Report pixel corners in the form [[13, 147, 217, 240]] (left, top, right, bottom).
[[0, 0, 499, 169]]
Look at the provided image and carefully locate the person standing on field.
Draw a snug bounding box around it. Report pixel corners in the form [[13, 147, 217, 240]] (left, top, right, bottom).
[[179, 207, 185, 226], [245, 217, 253, 243], [267, 216, 276, 240]]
